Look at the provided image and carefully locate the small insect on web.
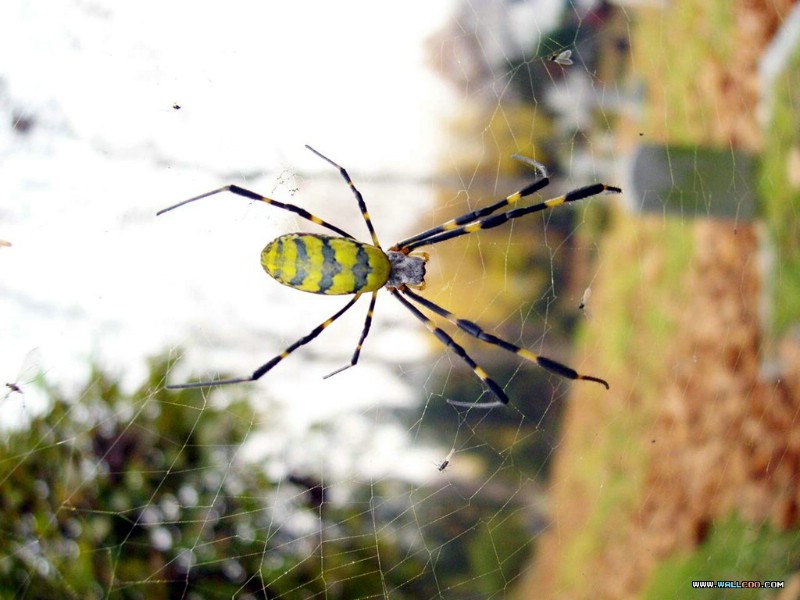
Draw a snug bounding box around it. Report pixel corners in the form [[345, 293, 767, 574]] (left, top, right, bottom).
[[438, 448, 456, 472], [157, 146, 621, 408], [579, 285, 593, 319], [547, 48, 573, 66]]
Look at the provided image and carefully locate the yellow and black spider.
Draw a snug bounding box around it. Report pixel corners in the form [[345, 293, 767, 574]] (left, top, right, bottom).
[[158, 145, 620, 408]]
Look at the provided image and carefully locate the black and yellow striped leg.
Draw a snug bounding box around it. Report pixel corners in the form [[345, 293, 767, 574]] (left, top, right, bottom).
[[157, 184, 357, 239], [389, 289, 509, 408], [323, 291, 379, 379], [399, 183, 622, 253], [401, 288, 609, 389], [305, 145, 383, 248], [165, 295, 362, 390], [391, 176, 550, 250]]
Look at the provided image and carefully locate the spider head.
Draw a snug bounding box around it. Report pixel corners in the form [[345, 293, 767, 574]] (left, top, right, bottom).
[[386, 250, 427, 289]]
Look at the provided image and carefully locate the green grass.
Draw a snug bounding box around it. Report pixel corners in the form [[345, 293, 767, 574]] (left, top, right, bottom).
[[535, 1, 800, 597], [759, 43, 800, 337], [642, 515, 800, 599], [552, 214, 695, 596], [632, 32, 800, 600], [632, 0, 738, 146]]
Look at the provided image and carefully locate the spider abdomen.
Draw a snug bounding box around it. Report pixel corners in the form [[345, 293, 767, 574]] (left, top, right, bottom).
[[261, 233, 391, 295]]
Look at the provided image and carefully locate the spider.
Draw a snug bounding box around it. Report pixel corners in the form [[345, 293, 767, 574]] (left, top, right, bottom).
[[158, 145, 620, 408]]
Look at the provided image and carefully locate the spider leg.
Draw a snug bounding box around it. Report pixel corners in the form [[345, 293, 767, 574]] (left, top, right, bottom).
[[389, 289, 508, 409], [157, 184, 356, 239], [392, 166, 550, 250], [398, 183, 621, 253], [323, 290, 378, 379], [165, 294, 362, 390], [305, 145, 382, 248], [401, 287, 608, 389]]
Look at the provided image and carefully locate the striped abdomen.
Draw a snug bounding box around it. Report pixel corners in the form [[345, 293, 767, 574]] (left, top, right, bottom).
[[261, 233, 391, 295]]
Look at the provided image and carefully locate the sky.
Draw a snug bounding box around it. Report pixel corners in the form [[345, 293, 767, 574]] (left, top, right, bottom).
[[0, 0, 569, 478], [0, 1, 458, 447]]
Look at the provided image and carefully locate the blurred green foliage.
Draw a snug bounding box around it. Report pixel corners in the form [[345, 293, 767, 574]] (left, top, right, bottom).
[[759, 43, 800, 338], [0, 355, 537, 599], [643, 515, 800, 600], [0, 357, 412, 598], [1, 357, 310, 598]]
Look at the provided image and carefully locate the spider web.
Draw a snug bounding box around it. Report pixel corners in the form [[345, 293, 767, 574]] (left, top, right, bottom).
[[2, 0, 800, 598]]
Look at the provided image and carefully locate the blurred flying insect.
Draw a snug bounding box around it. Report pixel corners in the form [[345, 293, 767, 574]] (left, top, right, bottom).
[[158, 146, 620, 408], [3, 348, 42, 403], [547, 49, 573, 66]]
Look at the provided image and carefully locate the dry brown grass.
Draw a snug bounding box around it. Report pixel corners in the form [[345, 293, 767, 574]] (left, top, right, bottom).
[[519, 1, 800, 597], [596, 222, 800, 598]]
